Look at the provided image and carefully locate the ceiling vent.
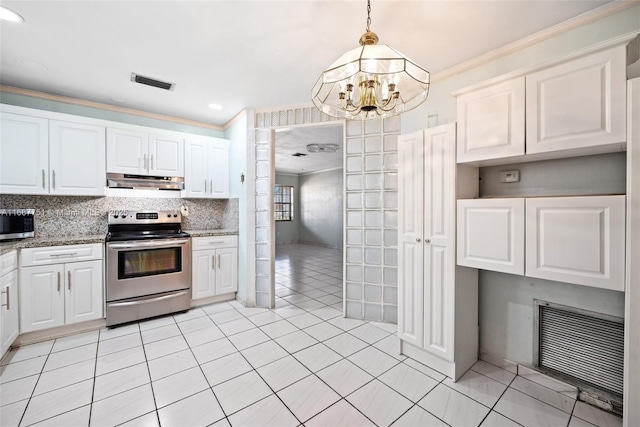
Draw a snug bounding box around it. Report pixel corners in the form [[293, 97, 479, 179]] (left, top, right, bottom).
[[291, 153, 307, 157], [131, 73, 175, 91]]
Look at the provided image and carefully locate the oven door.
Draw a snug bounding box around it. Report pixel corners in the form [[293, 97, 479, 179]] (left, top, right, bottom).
[[106, 238, 191, 302]]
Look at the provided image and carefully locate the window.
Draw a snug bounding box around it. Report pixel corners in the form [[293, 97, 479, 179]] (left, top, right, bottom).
[[274, 185, 294, 221]]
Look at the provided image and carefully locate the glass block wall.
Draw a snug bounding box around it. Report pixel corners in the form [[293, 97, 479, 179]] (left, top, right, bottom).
[[344, 117, 401, 322], [254, 128, 273, 308]]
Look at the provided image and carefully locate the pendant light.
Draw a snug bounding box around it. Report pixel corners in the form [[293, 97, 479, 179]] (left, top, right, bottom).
[[312, 0, 430, 120]]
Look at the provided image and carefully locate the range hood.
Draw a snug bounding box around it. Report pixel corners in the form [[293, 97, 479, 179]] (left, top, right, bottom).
[[107, 173, 184, 190]]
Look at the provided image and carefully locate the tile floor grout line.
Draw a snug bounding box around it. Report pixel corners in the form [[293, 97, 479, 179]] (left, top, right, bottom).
[[476, 370, 524, 427], [15, 339, 55, 427]]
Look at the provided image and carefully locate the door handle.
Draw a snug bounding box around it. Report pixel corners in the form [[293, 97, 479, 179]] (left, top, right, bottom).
[[143, 154, 148, 171], [57, 272, 61, 292], [68, 271, 71, 291], [42, 169, 45, 189], [1, 287, 9, 310], [218, 254, 221, 269], [150, 155, 154, 171], [204, 179, 207, 194], [212, 255, 216, 270], [52, 170, 56, 189], [210, 180, 213, 193]]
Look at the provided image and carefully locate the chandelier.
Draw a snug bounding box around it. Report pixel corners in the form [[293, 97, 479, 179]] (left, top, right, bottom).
[[312, 0, 430, 120]]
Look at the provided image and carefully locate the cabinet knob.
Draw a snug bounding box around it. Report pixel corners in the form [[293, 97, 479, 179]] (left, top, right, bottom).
[[416, 238, 421, 242]]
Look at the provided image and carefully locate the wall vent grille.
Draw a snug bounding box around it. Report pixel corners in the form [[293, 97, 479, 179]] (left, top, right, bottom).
[[535, 301, 624, 397]]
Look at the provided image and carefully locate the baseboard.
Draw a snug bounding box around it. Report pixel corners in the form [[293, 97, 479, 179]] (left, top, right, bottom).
[[190, 293, 236, 308], [11, 318, 107, 348]]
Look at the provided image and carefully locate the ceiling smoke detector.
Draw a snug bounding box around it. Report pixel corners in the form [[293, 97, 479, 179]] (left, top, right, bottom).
[[307, 144, 339, 153], [131, 73, 175, 91]]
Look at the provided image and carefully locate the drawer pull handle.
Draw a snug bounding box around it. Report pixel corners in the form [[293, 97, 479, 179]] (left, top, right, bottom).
[[50, 252, 78, 258], [68, 271, 71, 291], [57, 272, 61, 292], [208, 241, 225, 245], [1, 287, 10, 310]]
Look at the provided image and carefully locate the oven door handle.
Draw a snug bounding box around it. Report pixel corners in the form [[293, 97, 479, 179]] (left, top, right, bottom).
[[107, 238, 191, 249], [108, 290, 189, 307]]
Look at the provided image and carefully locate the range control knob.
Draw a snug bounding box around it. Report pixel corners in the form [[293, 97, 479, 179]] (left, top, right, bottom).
[[113, 215, 119, 219], [167, 214, 171, 218], [173, 214, 178, 218]]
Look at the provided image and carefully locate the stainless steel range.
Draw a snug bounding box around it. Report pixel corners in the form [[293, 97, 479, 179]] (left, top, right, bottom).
[[105, 210, 191, 327]]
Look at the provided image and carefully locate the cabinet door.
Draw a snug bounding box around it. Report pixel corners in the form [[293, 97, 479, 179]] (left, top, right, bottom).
[[0, 113, 49, 194], [20, 264, 65, 333], [456, 77, 525, 163], [423, 124, 456, 361], [398, 130, 424, 348], [208, 139, 230, 198], [526, 46, 626, 155], [49, 121, 106, 196], [1, 270, 19, 356], [457, 198, 525, 275], [65, 260, 103, 325], [192, 249, 216, 300], [149, 133, 184, 177], [106, 128, 148, 174], [184, 138, 208, 198], [215, 248, 238, 295], [525, 195, 625, 291]]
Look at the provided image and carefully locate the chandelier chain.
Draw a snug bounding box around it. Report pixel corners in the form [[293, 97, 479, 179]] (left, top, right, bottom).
[[366, 0, 371, 32]]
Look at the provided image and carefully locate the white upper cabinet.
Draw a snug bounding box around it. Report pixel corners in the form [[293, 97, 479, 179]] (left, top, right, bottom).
[[184, 136, 230, 198], [457, 77, 525, 163], [525, 195, 626, 291], [49, 120, 106, 196], [457, 198, 525, 275], [526, 45, 626, 155], [455, 44, 627, 164], [107, 128, 184, 177], [0, 113, 105, 196], [0, 113, 49, 195]]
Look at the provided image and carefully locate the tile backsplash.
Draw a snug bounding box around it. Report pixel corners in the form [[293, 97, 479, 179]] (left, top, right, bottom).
[[0, 194, 238, 237]]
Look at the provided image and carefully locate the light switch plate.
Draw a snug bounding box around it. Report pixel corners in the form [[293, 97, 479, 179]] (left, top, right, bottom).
[[500, 170, 520, 183]]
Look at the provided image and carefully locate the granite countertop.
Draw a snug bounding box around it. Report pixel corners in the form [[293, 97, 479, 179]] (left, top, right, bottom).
[[185, 229, 238, 237], [0, 234, 107, 256]]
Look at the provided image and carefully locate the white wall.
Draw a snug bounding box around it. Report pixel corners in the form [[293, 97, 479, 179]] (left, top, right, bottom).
[[298, 169, 343, 249], [275, 174, 300, 244]]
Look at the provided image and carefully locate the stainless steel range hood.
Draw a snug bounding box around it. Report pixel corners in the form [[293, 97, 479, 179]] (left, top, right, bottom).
[[107, 173, 184, 190]]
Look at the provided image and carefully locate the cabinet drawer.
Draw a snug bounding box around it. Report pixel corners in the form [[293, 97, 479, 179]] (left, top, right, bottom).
[[21, 243, 103, 267], [192, 235, 237, 251], [1, 250, 18, 275]]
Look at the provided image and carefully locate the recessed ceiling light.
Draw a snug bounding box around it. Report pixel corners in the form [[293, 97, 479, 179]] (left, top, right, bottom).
[[208, 104, 222, 110], [17, 58, 47, 71], [0, 6, 24, 22]]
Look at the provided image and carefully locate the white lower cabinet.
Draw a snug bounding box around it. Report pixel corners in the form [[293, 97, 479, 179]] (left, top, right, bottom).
[[19, 244, 103, 333], [398, 124, 478, 380], [457, 198, 525, 275], [1, 251, 19, 357], [192, 236, 238, 300], [526, 195, 626, 291]]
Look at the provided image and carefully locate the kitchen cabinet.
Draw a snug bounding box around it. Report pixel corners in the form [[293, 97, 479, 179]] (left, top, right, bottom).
[[192, 236, 238, 300], [0, 113, 105, 196], [184, 136, 230, 198], [455, 44, 627, 164], [456, 77, 525, 163], [107, 127, 184, 177], [457, 198, 525, 275], [398, 124, 478, 380], [1, 251, 19, 358], [526, 195, 625, 291], [19, 244, 103, 333]]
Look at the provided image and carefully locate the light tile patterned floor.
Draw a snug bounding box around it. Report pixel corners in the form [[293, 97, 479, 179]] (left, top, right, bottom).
[[0, 243, 623, 426]]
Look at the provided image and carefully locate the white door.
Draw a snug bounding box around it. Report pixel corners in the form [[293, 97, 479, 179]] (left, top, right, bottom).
[[0, 113, 49, 194], [397, 130, 425, 349], [526, 46, 626, 155], [49, 121, 106, 196], [184, 139, 209, 198], [20, 265, 65, 333], [209, 139, 230, 198], [65, 260, 103, 324], [215, 248, 238, 295], [192, 249, 216, 300], [456, 77, 525, 163], [422, 124, 456, 361], [525, 195, 626, 291], [106, 128, 148, 174], [149, 133, 184, 177], [457, 198, 525, 275], [1, 270, 19, 356]]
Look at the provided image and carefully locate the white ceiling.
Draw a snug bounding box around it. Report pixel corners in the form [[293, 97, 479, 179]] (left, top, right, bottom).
[[275, 124, 344, 174], [0, 0, 616, 128]]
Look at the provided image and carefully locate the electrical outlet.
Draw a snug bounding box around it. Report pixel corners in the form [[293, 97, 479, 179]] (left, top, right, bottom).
[[499, 170, 520, 183]]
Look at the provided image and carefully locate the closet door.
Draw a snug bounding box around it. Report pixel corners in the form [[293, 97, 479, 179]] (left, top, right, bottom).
[[423, 124, 456, 361], [398, 130, 425, 348]]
